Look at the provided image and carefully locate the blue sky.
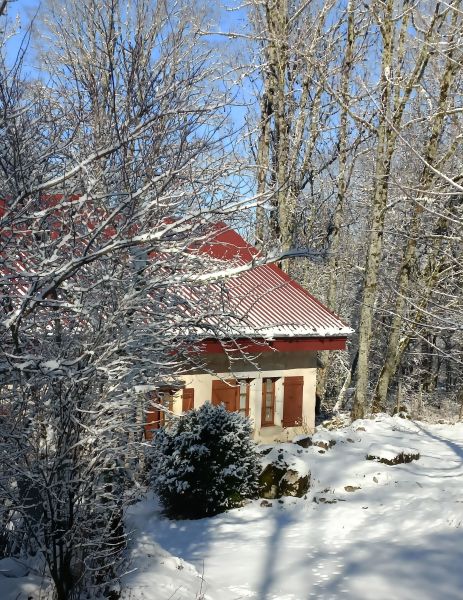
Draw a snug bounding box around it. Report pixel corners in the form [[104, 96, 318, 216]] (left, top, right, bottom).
[[3, 0, 41, 67], [2, 0, 253, 151], [4, 0, 248, 58]]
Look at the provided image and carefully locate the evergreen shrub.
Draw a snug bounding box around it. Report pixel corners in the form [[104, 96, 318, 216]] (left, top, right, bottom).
[[150, 402, 260, 518]]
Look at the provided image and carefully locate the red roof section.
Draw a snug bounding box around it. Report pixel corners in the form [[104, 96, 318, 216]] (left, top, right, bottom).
[[1, 197, 352, 344], [196, 223, 353, 340]]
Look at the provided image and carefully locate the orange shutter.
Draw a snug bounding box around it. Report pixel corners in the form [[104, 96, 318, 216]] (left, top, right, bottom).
[[211, 380, 238, 411], [182, 388, 195, 412], [145, 408, 162, 440], [145, 389, 174, 439], [282, 376, 304, 427]]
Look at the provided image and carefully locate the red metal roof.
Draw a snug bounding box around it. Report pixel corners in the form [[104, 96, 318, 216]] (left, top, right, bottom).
[[195, 223, 353, 340], [1, 200, 352, 344]]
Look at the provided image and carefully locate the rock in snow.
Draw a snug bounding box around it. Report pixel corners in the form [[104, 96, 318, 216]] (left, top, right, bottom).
[[259, 445, 311, 498], [366, 443, 420, 465]]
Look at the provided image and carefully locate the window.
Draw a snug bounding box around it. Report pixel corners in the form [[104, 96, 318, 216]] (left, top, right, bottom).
[[238, 380, 249, 416], [261, 378, 276, 426]]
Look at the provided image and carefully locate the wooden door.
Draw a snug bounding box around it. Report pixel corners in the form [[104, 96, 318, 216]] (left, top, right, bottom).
[[182, 388, 195, 412], [212, 380, 238, 412], [282, 376, 304, 427]]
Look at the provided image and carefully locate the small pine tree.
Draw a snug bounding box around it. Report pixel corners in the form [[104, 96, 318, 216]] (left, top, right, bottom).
[[150, 403, 260, 518]]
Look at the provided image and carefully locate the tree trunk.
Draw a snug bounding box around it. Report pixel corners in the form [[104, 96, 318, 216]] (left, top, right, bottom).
[[351, 0, 443, 419], [372, 15, 460, 411], [351, 0, 395, 420], [316, 0, 355, 405]]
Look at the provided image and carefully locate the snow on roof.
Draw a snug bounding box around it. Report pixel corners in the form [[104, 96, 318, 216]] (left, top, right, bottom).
[[195, 224, 353, 340]]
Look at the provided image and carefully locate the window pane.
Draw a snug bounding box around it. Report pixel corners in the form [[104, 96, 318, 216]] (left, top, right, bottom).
[[263, 378, 274, 424]]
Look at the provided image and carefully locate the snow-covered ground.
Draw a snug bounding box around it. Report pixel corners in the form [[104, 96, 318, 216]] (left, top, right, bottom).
[[3, 415, 463, 599], [121, 415, 463, 600]]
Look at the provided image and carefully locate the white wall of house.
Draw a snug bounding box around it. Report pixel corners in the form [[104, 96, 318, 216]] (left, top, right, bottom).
[[172, 350, 317, 442]]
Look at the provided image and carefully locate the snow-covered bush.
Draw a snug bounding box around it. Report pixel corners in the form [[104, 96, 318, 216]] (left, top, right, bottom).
[[150, 403, 260, 518]]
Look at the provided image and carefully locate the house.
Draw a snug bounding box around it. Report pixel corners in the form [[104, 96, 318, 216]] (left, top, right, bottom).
[[0, 195, 351, 441], [146, 224, 352, 442]]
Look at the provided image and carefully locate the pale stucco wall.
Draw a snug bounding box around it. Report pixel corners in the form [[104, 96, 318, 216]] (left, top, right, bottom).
[[172, 350, 317, 442]]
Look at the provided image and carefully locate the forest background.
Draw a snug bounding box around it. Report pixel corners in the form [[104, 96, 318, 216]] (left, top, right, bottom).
[[1, 0, 462, 598]]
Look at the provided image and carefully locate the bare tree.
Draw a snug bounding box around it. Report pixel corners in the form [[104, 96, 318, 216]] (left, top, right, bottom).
[[249, 0, 340, 261], [244, 0, 463, 417], [350, 0, 459, 419], [0, 1, 254, 597]]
